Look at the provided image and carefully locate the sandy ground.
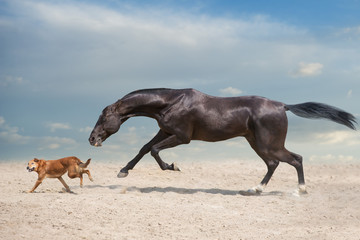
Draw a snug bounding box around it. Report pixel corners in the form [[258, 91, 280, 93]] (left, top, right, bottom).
[[1, 160, 360, 240]]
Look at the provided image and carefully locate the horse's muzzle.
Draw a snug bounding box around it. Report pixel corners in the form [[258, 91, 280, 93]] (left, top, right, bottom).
[[89, 136, 102, 147]]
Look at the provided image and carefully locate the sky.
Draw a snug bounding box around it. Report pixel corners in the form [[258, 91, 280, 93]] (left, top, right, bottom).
[[1, 0, 360, 166]]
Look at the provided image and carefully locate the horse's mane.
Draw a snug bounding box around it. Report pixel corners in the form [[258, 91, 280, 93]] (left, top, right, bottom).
[[127, 88, 172, 96], [122, 88, 188, 100]]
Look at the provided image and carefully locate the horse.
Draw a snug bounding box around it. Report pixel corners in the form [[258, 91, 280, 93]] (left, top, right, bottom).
[[89, 88, 357, 195]]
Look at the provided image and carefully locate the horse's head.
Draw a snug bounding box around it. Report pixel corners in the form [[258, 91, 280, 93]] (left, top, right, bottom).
[[89, 104, 125, 147]]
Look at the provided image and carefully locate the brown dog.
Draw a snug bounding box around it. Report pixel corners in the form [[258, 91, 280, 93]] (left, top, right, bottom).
[[27, 156, 93, 193]]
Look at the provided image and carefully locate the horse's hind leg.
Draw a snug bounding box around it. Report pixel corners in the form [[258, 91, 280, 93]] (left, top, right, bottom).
[[248, 159, 280, 194], [255, 148, 307, 195], [245, 136, 279, 194], [245, 129, 306, 195], [150, 134, 184, 171], [274, 150, 307, 194], [246, 153, 280, 194]]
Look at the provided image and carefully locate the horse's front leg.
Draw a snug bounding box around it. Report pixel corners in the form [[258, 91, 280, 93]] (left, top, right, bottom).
[[117, 130, 169, 178]]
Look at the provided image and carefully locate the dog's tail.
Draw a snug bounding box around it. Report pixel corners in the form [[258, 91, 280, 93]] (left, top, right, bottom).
[[79, 158, 91, 168]]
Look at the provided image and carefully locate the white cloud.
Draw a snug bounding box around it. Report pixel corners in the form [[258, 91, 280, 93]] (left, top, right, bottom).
[[0, 116, 5, 126], [291, 62, 323, 77], [0, 116, 76, 149], [48, 143, 60, 149], [219, 87, 243, 96], [0, 0, 313, 96], [224, 140, 247, 148], [309, 154, 358, 163], [79, 126, 93, 133], [342, 26, 360, 34], [314, 130, 360, 146], [162, 151, 179, 159], [23, 2, 302, 44], [118, 126, 140, 146], [0, 128, 31, 144], [347, 89, 353, 98], [46, 122, 71, 132], [0, 116, 30, 144], [338, 26, 360, 41], [38, 136, 77, 150], [0, 75, 24, 87]]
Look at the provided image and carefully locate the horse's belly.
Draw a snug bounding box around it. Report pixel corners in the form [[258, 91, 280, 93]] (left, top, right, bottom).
[[191, 124, 248, 142]]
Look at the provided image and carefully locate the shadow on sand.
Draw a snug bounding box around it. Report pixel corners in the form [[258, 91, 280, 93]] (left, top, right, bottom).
[[84, 184, 284, 196]]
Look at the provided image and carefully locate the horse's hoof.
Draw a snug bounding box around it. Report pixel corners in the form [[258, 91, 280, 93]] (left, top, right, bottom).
[[239, 184, 264, 196], [117, 171, 129, 178], [298, 184, 307, 193], [293, 185, 308, 197], [251, 184, 264, 193], [172, 162, 181, 171], [239, 189, 261, 196]]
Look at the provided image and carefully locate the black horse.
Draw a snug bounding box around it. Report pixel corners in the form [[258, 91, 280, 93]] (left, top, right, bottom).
[[89, 88, 357, 195]]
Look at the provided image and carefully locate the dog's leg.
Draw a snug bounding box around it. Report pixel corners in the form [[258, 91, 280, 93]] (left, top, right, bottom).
[[28, 178, 44, 193], [84, 169, 94, 182], [79, 174, 83, 188], [67, 165, 79, 179], [58, 176, 71, 192]]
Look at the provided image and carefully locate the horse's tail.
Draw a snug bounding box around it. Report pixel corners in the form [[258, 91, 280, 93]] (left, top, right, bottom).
[[285, 102, 357, 130]]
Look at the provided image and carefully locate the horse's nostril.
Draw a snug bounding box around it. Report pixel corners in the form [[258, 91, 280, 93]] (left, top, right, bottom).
[[89, 136, 97, 145]]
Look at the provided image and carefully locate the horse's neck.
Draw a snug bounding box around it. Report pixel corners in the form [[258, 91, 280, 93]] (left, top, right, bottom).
[[120, 94, 168, 117]]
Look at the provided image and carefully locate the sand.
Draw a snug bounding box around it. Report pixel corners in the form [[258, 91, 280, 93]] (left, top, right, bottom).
[[1, 160, 360, 240]]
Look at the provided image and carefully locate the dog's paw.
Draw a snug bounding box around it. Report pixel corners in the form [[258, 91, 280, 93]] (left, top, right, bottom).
[[61, 188, 73, 193]]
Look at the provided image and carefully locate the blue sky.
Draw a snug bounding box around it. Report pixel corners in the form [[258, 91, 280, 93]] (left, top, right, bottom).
[[1, 0, 359, 165]]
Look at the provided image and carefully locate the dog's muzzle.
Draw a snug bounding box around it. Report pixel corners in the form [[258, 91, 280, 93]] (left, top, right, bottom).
[[27, 166, 35, 172]]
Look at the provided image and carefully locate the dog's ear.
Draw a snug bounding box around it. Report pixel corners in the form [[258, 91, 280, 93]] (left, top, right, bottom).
[[34, 158, 39, 162]]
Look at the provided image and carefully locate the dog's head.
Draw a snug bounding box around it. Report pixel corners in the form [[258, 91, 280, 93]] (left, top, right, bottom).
[[27, 158, 40, 172]]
